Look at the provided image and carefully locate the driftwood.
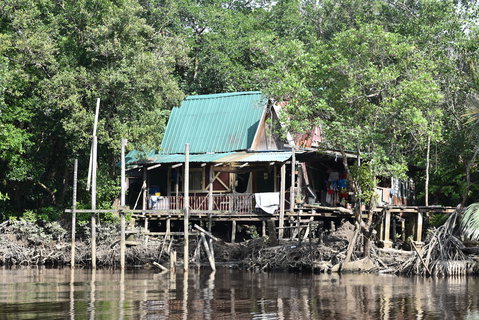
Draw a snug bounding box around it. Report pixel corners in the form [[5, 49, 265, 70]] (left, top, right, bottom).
[[396, 210, 474, 276]]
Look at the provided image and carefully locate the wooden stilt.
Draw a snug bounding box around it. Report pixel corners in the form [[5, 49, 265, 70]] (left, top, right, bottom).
[[91, 136, 97, 269], [170, 250, 177, 272], [279, 163, 286, 239], [262, 220, 266, 237], [231, 220, 236, 243], [208, 213, 212, 233], [166, 217, 171, 238], [208, 166, 213, 212], [416, 212, 423, 245], [383, 210, 392, 248], [175, 168, 179, 209], [274, 165, 278, 192], [70, 159, 78, 268], [142, 166, 148, 241], [167, 167, 171, 197], [201, 234, 216, 271], [290, 148, 296, 212], [120, 138, 127, 269], [184, 143, 190, 271]]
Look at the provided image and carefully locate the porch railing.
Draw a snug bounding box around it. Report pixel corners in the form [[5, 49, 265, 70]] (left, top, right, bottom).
[[150, 194, 256, 214]]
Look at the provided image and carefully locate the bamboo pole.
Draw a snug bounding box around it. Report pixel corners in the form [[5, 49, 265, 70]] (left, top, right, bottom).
[[290, 148, 296, 212], [91, 136, 97, 269], [87, 98, 100, 191], [184, 143, 190, 271], [279, 163, 286, 239], [120, 138, 127, 270], [70, 159, 78, 268]]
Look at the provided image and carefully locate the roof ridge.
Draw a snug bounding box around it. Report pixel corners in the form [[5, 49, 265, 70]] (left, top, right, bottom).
[[185, 91, 262, 101]]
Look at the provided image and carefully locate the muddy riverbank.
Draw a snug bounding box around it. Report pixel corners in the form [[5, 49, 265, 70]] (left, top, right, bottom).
[[1, 217, 478, 276]]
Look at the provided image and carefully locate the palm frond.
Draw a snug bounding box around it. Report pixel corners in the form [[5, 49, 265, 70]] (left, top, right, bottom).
[[461, 203, 479, 240]]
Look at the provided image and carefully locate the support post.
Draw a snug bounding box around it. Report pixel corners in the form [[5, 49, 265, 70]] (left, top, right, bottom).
[[279, 163, 286, 239], [166, 217, 171, 238], [170, 250, 177, 272], [231, 220, 236, 243], [175, 168, 179, 209], [120, 138, 127, 270], [70, 159, 78, 268], [91, 136, 97, 269], [208, 165, 214, 212], [416, 211, 423, 245], [290, 148, 296, 212], [184, 143, 190, 271], [167, 167, 171, 197], [383, 210, 392, 248], [142, 166, 149, 245], [262, 220, 266, 237]]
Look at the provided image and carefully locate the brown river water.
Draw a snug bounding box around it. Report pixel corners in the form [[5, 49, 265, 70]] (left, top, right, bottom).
[[0, 267, 478, 319]]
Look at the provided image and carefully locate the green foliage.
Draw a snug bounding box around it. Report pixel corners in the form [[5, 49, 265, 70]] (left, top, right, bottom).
[[429, 213, 449, 228], [462, 203, 479, 240], [1, 0, 479, 216], [350, 164, 377, 204]]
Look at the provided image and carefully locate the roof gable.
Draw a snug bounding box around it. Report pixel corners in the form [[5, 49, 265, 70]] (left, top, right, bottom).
[[160, 91, 266, 154]]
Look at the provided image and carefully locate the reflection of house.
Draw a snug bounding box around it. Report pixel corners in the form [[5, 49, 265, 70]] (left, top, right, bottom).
[[125, 91, 421, 243]]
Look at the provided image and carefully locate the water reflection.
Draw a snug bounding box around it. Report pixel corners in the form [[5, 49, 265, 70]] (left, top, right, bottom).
[[1, 267, 479, 319]]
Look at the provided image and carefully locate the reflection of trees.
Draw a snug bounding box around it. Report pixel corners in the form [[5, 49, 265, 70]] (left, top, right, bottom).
[[2, 268, 479, 318]]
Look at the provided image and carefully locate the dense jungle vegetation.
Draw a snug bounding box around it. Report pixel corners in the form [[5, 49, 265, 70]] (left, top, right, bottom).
[[1, 0, 479, 221]]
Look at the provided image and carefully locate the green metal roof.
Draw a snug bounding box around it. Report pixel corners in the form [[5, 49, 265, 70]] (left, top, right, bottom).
[[160, 91, 266, 154]]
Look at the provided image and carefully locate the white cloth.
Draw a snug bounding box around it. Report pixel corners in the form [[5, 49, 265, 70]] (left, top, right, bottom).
[[255, 192, 280, 214], [149, 196, 170, 209]]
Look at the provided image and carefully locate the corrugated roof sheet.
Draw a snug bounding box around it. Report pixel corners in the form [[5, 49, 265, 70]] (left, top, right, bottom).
[[160, 91, 266, 154]]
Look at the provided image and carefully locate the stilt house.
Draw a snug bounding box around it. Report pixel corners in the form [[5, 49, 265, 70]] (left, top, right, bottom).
[[125, 91, 414, 241]]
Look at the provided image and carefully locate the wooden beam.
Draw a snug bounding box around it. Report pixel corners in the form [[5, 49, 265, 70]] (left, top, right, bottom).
[[171, 163, 183, 168], [239, 162, 249, 168], [214, 162, 223, 167], [147, 163, 162, 170], [201, 163, 207, 167]]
